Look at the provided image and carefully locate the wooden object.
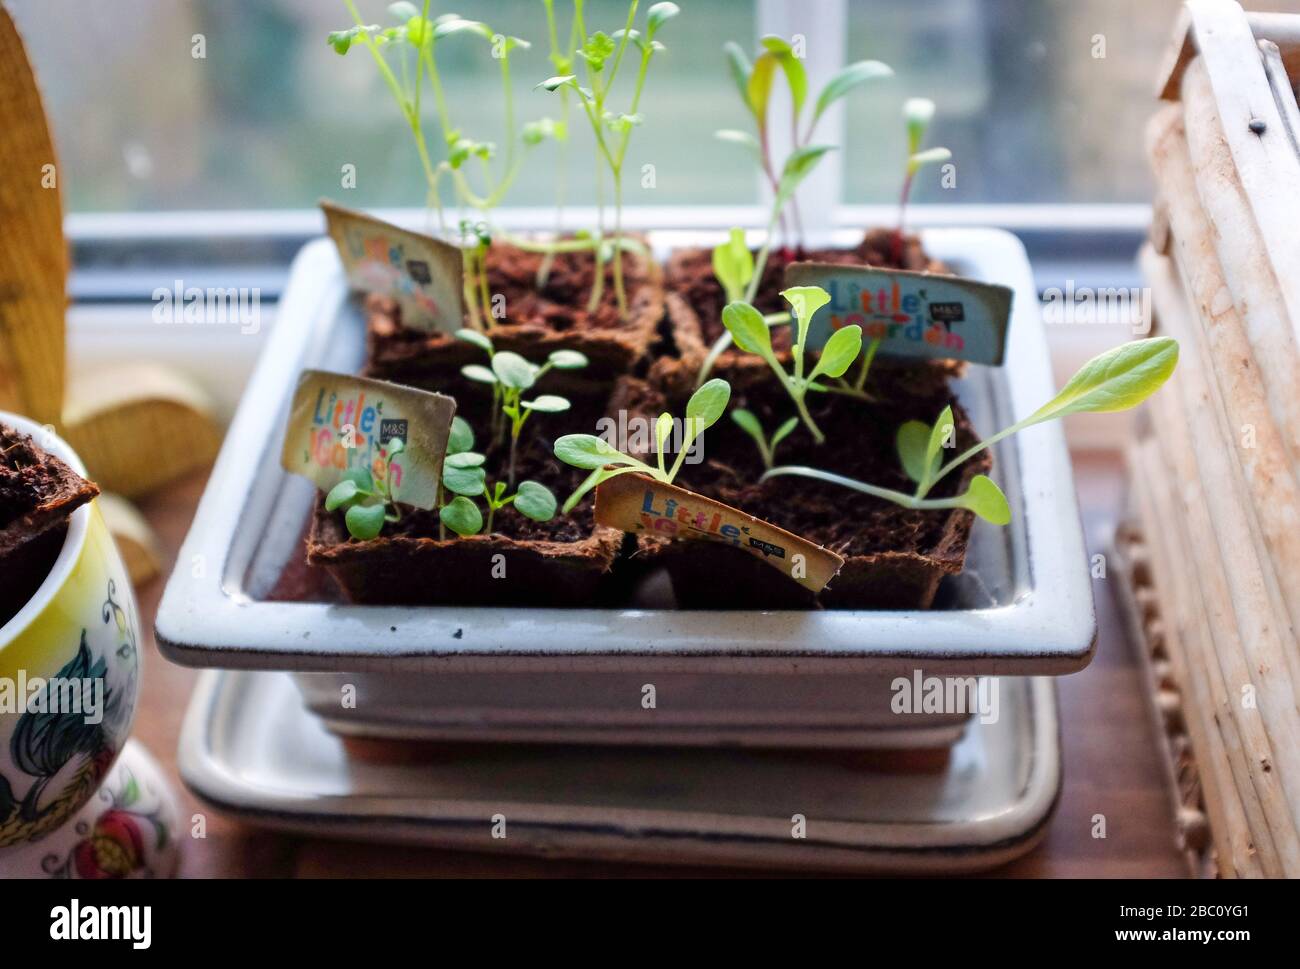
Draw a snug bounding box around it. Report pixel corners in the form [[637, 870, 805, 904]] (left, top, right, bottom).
[[1135, 1, 1300, 877], [0, 8, 222, 508]]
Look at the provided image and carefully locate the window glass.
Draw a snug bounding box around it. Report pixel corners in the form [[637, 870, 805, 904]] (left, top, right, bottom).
[[9, 0, 756, 212]]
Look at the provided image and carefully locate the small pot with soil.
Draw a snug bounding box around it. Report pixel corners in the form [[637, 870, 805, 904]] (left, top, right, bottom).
[[305, 375, 651, 607], [652, 228, 959, 403], [625, 370, 990, 610], [365, 243, 665, 400]]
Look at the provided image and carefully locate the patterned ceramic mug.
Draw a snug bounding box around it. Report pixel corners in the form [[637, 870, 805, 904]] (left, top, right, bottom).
[[0, 412, 141, 861]]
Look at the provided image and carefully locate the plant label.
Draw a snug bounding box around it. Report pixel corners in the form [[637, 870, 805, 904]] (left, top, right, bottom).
[[281, 370, 456, 511], [321, 201, 464, 334], [784, 262, 1012, 365], [595, 473, 844, 593]]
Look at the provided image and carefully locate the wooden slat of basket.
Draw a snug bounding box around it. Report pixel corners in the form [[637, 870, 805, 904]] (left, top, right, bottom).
[[1144, 264, 1300, 876], [1159, 4, 1300, 99], [1175, 64, 1300, 490], [1126, 443, 1251, 876], [1142, 117, 1300, 663]]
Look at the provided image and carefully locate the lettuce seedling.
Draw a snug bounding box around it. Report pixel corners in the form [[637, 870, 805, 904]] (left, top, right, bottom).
[[537, 2, 680, 317], [731, 409, 797, 470], [763, 336, 1180, 524], [892, 97, 951, 265], [325, 437, 408, 540], [460, 335, 588, 488], [722, 286, 863, 444], [553, 378, 731, 513]]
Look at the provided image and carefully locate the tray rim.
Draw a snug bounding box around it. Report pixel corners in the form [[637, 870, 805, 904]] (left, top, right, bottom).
[[155, 227, 1096, 675], [178, 669, 1061, 874]]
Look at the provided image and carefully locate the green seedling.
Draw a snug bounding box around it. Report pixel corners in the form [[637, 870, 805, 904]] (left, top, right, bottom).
[[716, 39, 892, 291], [330, 2, 556, 328], [324, 438, 407, 540], [460, 335, 588, 488], [730, 409, 797, 470], [553, 377, 731, 513], [763, 336, 1180, 524], [893, 97, 951, 264], [434, 416, 558, 537], [537, 1, 680, 317], [721, 286, 863, 445]]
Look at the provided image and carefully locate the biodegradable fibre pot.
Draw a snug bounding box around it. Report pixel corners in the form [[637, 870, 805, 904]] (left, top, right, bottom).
[[305, 376, 659, 607], [0, 413, 142, 854], [651, 227, 961, 402], [630, 372, 989, 610], [366, 241, 665, 398]]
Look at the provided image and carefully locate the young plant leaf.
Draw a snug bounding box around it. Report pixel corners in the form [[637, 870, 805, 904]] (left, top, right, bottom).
[[747, 51, 778, 124], [492, 351, 537, 390], [958, 474, 1011, 525], [655, 412, 674, 457], [646, 2, 680, 40], [715, 128, 763, 164], [809, 325, 863, 381], [759, 36, 807, 116], [444, 451, 485, 468], [345, 502, 386, 540], [386, 437, 405, 456], [770, 416, 798, 451], [554, 434, 649, 470], [904, 97, 936, 154], [522, 395, 571, 413], [712, 228, 755, 303], [548, 349, 589, 369], [447, 416, 474, 455], [730, 408, 764, 443], [722, 301, 774, 358], [812, 60, 893, 128], [325, 479, 361, 512], [924, 405, 955, 483], [443, 463, 486, 497], [537, 74, 577, 92], [722, 41, 753, 111], [455, 328, 494, 354], [388, 3, 420, 23], [514, 480, 557, 522], [439, 495, 483, 537], [896, 420, 934, 484], [776, 145, 835, 202], [685, 378, 732, 433], [1023, 336, 1179, 425], [342, 467, 375, 492], [461, 364, 498, 385], [908, 146, 952, 175]]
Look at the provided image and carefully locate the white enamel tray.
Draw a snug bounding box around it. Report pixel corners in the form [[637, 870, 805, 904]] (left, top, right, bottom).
[[155, 228, 1095, 679], [179, 670, 1060, 874]]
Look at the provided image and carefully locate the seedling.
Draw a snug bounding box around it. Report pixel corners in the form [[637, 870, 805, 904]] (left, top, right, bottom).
[[721, 286, 863, 444], [893, 97, 951, 264], [435, 415, 558, 537], [537, 1, 680, 316], [763, 336, 1181, 524], [716, 40, 892, 291], [553, 378, 731, 513], [329, 1, 555, 327], [324, 437, 408, 540], [731, 409, 797, 470], [459, 334, 588, 488]]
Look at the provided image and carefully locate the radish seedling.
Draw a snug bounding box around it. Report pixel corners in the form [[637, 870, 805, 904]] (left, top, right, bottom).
[[763, 336, 1180, 524], [553, 377, 731, 513], [892, 97, 951, 264], [435, 416, 558, 537], [325, 437, 408, 540]]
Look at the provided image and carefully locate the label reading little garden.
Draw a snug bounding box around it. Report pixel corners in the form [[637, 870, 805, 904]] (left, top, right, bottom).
[[280, 370, 456, 511], [321, 200, 464, 334], [595, 473, 844, 594], [783, 262, 1013, 366]]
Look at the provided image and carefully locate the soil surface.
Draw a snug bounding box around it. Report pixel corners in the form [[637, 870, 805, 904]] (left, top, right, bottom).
[[641, 372, 989, 560]]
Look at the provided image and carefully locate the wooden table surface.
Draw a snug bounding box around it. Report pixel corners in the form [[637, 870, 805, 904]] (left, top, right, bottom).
[[134, 453, 1188, 878]]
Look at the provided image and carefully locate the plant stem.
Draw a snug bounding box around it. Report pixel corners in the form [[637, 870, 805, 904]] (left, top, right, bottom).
[[744, 201, 783, 303], [920, 422, 1025, 500], [791, 388, 824, 445], [507, 431, 519, 490], [854, 337, 880, 392]]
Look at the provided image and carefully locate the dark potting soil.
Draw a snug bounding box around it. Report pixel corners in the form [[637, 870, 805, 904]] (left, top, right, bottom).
[[0, 425, 99, 627], [655, 377, 988, 560], [670, 227, 936, 351], [371, 244, 649, 338]]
